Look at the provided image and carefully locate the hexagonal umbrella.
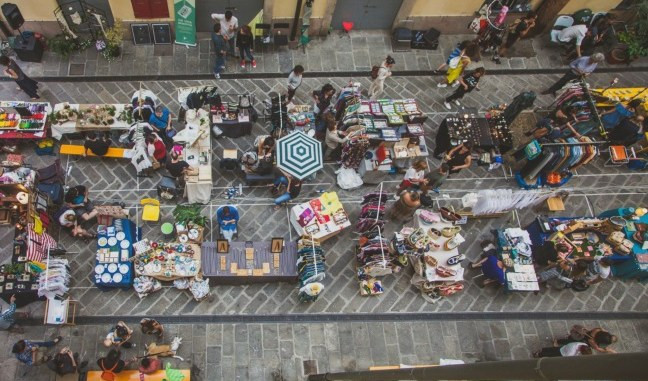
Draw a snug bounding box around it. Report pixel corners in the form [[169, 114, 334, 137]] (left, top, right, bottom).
[[276, 131, 323, 180]]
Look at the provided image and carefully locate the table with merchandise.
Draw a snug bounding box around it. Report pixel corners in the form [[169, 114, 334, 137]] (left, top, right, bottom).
[[50, 103, 132, 139], [495, 228, 539, 292], [94, 219, 137, 288], [175, 108, 212, 204], [0, 101, 50, 140], [289, 192, 351, 242], [201, 240, 298, 283], [210, 103, 258, 138], [132, 240, 201, 281]]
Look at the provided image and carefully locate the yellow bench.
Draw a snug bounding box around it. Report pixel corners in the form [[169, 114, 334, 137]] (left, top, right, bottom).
[[86, 369, 191, 380], [59, 144, 133, 159]]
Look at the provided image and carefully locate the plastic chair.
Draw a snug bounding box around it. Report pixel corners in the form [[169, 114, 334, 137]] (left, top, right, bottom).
[[550, 15, 574, 43], [254, 23, 271, 53], [141, 198, 160, 222]]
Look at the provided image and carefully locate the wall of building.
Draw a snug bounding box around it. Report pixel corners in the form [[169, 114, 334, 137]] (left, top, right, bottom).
[[14, 0, 58, 21], [108, 0, 175, 21], [558, 0, 623, 14]]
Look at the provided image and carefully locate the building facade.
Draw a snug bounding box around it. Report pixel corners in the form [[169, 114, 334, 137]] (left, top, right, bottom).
[[3, 0, 635, 40]]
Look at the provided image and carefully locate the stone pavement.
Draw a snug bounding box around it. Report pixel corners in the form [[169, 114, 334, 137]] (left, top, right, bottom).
[[13, 30, 648, 79], [0, 69, 647, 321], [1, 319, 647, 381]]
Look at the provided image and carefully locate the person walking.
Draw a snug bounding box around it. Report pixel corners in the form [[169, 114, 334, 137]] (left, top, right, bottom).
[[0, 294, 26, 333], [497, 11, 537, 59], [541, 53, 604, 96], [236, 25, 255, 68], [211, 10, 238, 57], [438, 55, 470, 88], [368, 55, 395, 100], [443, 67, 485, 110], [0, 56, 39, 99], [211, 24, 227, 79], [287, 65, 304, 102]]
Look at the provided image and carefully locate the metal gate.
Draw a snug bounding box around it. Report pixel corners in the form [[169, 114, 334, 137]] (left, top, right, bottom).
[[195, 0, 263, 33], [331, 0, 403, 30]]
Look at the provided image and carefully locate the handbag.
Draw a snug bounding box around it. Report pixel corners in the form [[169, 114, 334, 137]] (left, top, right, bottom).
[[439, 207, 461, 222], [100, 359, 118, 381]]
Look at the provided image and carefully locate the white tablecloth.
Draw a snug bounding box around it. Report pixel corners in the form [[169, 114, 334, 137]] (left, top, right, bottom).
[[412, 210, 464, 282]]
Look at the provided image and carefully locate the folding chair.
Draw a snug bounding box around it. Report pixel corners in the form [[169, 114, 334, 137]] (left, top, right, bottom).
[[604, 145, 631, 167], [273, 22, 290, 50], [255, 23, 271, 54]]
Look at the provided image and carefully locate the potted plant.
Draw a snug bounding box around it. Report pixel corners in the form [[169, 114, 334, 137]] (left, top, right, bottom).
[[49, 34, 91, 58], [172, 204, 208, 227], [97, 18, 125, 61], [607, 0, 648, 64]]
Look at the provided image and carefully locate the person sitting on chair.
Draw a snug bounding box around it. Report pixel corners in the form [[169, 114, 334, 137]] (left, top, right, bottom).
[[83, 132, 111, 157], [149, 106, 175, 144], [166, 151, 193, 180], [217, 206, 239, 242], [64, 185, 98, 222]]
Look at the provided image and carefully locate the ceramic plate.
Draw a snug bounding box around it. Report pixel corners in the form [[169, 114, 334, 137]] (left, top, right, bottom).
[[120, 240, 130, 249], [112, 273, 123, 283], [188, 229, 199, 239], [98, 237, 108, 247], [95, 264, 105, 274], [152, 263, 162, 273], [108, 237, 118, 246], [178, 234, 188, 243], [119, 264, 129, 274], [107, 263, 118, 273], [116, 232, 126, 240], [101, 273, 111, 283]]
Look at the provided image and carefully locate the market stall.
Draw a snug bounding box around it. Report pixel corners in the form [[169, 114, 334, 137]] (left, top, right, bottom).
[[0, 101, 50, 141], [201, 240, 297, 283], [209, 94, 258, 138], [94, 219, 138, 288], [334, 84, 429, 184], [406, 209, 465, 303], [174, 108, 212, 204], [132, 241, 201, 281], [435, 110, 513, 154], [51, 103, 133, 140], [289, 192, 350, 242], [597, 207, 648, 282], [515, 79, 605, 189], [495, 228, 539, 292]]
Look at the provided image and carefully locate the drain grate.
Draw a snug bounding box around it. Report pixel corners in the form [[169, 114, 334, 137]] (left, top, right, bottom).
[[68, 63, 85, 76]]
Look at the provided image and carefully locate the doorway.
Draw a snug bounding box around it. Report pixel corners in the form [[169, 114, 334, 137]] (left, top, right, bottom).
[[195, 0, 263, 33], [331, 0, 404, 30]]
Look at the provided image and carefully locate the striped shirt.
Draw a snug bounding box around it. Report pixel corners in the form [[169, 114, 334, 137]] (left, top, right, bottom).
[[0, 302, 16, 323]]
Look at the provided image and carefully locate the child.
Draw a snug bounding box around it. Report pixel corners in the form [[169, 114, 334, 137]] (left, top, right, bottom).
[[287, 65, 304, 102], [443, 67, 485, 110]]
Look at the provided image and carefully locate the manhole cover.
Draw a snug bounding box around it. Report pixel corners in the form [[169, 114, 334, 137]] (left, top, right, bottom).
[[303, 359, 318, 375], [69, 63, 85, 76]]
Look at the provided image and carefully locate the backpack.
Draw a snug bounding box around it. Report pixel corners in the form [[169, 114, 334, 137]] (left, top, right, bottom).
[[100, 359, 118, 381], [370, 65, 380, 80]]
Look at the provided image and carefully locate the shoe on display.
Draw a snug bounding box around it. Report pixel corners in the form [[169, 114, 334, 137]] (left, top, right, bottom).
[[447, 253, 466, 266], [444, 233, 466, 250], [437, 83, 447, 88], [454, 100, 461, 106], [252, 60, 257, 68], [444, 102, 452, 110]]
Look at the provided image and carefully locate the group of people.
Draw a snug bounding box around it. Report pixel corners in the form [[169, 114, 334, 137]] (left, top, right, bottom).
[[11, 318, 165, 377], [211, 10, 256, 78], [535, 324, 618, 358]]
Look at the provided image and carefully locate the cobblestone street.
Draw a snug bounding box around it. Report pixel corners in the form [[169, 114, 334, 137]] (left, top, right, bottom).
[[0, 63, 646, 380]]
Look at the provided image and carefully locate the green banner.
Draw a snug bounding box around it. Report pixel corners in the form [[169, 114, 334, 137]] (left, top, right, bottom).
[[174, 0, 196, 46]]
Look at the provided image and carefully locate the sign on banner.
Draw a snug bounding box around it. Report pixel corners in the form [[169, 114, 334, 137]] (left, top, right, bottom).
[[174, 0, 197, 46]]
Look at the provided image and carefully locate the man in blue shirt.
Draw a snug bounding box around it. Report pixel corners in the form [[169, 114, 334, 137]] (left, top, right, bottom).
[[212, 23, 226, 79], [12, 336, 63, 366], [148, 106, 175, 146], [542, 53, 604, 96], [0, 294, 23, 332]]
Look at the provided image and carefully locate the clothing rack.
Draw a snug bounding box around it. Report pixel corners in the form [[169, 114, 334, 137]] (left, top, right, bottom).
[[296, 234, 326, 302]]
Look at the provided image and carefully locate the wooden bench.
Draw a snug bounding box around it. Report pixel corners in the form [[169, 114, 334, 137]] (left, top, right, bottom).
[[86, 369, 191, 381], [59, 144, 133, 159]]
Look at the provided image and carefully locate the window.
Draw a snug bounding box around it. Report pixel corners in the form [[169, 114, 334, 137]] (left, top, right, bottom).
[[131, 0, 169, 19]]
